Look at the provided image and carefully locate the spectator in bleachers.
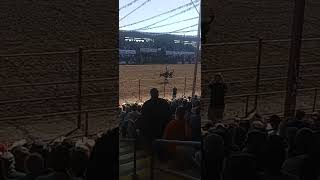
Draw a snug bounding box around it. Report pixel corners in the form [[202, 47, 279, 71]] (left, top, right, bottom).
[[21, 153, 45, 180], [286, 110, 309, 129], [202, 133, 225, 180], [86, 128, 118, 180], [37, 144, 71, 180], [310, 112, 320, 131], [69, 147, 89, 180], [242, 130, 267, 171], [0, 127, 118, 180], [268, 115, 282, 135], [124, 103, 141, 138], [262, 135, 297, 180], [189, 100, 201, 141], [163, 106, 193, 169], [1, 151, 25, 179], [222, 153, 259, 180], [172, 87, 177, 100], [300, 132, 320, 180], [201, 108, 320, 180], [139, 88, 171, 149], [163, 106, 192, 154], [208, 73, 227, 124]]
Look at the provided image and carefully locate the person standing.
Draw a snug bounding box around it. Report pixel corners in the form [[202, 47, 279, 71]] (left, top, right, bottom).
[[139, 88, 171, 149], [172, 87, 177, 100], [208, 74, 227, 124]]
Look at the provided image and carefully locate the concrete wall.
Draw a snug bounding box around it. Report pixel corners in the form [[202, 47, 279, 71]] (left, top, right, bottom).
[[0, 0, 118, 141], [202, 0, 320, 118]]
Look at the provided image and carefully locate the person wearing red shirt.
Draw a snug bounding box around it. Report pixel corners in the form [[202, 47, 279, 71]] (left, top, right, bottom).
[[163, 106, 192, 156]]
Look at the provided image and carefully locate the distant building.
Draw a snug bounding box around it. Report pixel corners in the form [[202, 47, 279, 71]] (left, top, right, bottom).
[[119, 30, 198, 64]]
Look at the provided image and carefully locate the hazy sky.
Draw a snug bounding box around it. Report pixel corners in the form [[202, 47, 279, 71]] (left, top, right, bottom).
[[119, 0, 200, 36]]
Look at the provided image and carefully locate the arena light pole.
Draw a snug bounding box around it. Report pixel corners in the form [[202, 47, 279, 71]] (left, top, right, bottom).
[[284, 0, 306, 118], [191, 0, 200, 97]]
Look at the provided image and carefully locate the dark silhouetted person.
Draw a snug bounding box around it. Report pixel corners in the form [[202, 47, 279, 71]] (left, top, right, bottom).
[[282, 128, 313, 178], [311, 112, 320, 131], [86, 128, 118, 180], [20, 153, 45, 180], [1, 151, 25, 179], [69, 147, 89, 180], [189, 104, 201, 141], [139, 88, 171, 148], [262, 135, 297, 180], [287, 110, 309, 129], [223, 153, 259, 180], [202, 133, 225, 180], [300, 132, 320, 180], [268, 115, 281, 135], [172, 87, 177, 100], [37, 145, 71, 180], [12, 146, 30, 174], [208, 74, 227, 124], [242, 130, 267, 171]]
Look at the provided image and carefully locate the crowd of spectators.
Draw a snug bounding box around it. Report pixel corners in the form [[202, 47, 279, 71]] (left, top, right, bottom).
[[0, 128, 118, 180], [202, 110, 320, 180]]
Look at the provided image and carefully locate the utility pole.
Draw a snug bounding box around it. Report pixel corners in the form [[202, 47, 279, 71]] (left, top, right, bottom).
[[284, 0, 306, 118], [192, 0, 200, 97]]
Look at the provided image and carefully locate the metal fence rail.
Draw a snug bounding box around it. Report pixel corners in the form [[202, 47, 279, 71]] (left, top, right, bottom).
[[202, 87, 319, 117], [0, 48, 119, 139], [120, 76, 200, 102], [120, 138, 138, 179], [202, 37, 320, 117]]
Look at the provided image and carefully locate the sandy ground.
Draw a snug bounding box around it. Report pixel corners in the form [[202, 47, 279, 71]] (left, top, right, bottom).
[[119, 64, 201, 104]]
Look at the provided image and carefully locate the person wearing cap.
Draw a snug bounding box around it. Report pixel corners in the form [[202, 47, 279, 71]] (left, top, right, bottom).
[[208, 73, 227, 124]]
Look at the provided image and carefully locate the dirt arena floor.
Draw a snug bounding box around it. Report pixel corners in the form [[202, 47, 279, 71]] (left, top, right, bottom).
[[119, 64, 201, 104]]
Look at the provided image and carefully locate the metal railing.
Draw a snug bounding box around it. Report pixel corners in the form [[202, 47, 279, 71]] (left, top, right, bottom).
[[202, 37, 320, 117], [0, 48, 118, 139], [120, 76, 200, 103], [150, 139, 201, 180], [202, 87, 319, 118], [120, 138, 138, 179]]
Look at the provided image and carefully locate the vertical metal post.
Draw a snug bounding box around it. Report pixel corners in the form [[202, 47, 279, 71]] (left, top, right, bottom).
[[138, 79, 141, 101], [313, 88, 318, 112], [163, 80, 166, 98], [255, 39, 262, 110], [184, 77, 187, 96], [85, 112, 89, 137], [150, 142, 154, 180], [245, 96, 250, 116], [284, 0, 306, 118], [191, 3, 201, 97], [133, 138, 137, 179], [77, 48, 83, 129]]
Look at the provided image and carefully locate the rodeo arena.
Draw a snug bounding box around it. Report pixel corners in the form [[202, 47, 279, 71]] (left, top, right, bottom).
[[120, 1, 320, 180], [119, 0, 203, 179]]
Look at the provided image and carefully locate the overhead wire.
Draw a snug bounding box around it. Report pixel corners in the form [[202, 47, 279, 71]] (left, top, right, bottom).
[[120, 0, 152, 22], [165, 24, 198, 34], [190, 0, 200, 14], [134, 17, 198, 31], [119, 0, 140, 11], [120, 0, 200, 28], [133, 3, 199, 31]]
